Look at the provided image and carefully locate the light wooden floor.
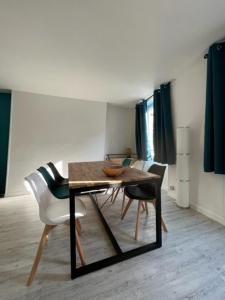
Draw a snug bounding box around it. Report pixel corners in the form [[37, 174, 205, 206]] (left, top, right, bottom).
[[1, 191, 225, 300]]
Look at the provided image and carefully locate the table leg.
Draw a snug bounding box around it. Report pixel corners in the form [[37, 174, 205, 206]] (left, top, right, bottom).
[[69, 190, 76, 279], [68, 183, 162, 280]]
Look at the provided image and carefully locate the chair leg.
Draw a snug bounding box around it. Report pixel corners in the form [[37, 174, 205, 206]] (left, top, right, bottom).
[[112, 187, 120, 204], [26, 224, 55, 286], [141, 202, 146, 213], [121, 198, 133, 220], [161, 217, 168, 233], [121, 191, 126, 216], [76, 229, 86, 266], [110, 188, 116, 203], [100, 188, 115, 209], [145, 201, 149, 215], [152, 199, 168, 233], [135, 201, 142, 240], [76, 219, 81, 236]]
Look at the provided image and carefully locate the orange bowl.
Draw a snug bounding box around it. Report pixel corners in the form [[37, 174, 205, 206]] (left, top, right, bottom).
[[103, 165, 124, 177]]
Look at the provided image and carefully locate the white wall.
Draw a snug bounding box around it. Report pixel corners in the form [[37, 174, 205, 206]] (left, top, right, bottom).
[[6, 91, 107, 196], [168, 58, 225, 225], [105, 104, 135, 154], [6, 92, 136, 196]]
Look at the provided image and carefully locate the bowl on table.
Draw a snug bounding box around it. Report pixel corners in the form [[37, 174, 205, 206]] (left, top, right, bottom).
[[102, 165, 125, 177]]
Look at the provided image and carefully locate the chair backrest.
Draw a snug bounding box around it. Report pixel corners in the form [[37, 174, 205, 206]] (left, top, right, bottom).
[[122, 158, 132, 167], [148, 163, 166, 189], [131, 160, 145, 170], [24, 172, 56, 224], [47, 162, 64, 183], [37, 166, 58, 190]]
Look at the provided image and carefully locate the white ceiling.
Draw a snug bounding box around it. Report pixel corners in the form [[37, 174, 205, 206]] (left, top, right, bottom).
[[0, 0, 225, 106]]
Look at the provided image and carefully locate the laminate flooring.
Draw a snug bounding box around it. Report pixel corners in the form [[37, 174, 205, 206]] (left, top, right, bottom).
[[1, 190, 225, 300]]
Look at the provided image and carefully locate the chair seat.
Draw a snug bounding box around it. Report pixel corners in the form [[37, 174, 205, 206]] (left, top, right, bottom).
[[124, 184, 155, 201], [46, 198, 86, 224], [58, 178, 69, 185], [52, 184, 69, 199]]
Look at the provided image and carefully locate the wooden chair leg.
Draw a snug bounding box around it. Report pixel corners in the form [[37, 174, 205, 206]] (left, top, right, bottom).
[[26, 224, 55, 286], [76, 229, 86, 266], [110, 188, 116, 203], [145, 201, 149, 215], [135, 201, 142, 240], [112, 187, 120, 204], [77, 219, 81, 230], [152, 199, 168, 233], [141, 202, 146, 212], [76, 219, 81, 236], [121, 191, 126, 216], [121, 198, 133, 220], [161, 217, 168, 233]]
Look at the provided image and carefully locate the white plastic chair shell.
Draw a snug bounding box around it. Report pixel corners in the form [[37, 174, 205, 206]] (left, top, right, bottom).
[[24, 172, 86, 225], [131, 160, 145, 170]]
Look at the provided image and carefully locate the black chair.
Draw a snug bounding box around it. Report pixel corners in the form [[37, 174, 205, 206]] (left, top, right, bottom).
[[47, 162, 68, 185], [121, 164, 167, 240], [37, 166, 69, 199], [105, 158, 133, 207]]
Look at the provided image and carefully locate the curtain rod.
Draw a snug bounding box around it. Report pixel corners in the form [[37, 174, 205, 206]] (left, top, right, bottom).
[[145, 94, 153, 101], [204, 38, 225, 59], [144, 79, 176, 101]]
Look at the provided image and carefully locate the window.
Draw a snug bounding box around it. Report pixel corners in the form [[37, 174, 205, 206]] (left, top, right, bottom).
[[147, 99, 154, 160]]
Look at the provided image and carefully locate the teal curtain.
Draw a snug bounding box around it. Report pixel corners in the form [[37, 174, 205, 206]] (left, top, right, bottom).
[[0, 93, 11, 196], [135, 100, 150, 160], [153, 82, 176, 165], [204, 42, 225, 174]]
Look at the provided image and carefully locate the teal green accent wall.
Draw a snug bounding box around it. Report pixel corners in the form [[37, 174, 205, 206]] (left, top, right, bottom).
[[0, 93, 11, 196]]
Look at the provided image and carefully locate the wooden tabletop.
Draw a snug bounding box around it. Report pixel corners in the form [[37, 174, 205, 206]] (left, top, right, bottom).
[[68, 161, 160, 191]]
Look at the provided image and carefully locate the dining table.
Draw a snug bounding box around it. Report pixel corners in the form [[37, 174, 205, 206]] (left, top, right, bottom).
[[68, 160, 161, 279]]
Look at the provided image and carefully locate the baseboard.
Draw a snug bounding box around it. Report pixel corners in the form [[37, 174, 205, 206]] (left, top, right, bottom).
[[190, 202, 225, 226]]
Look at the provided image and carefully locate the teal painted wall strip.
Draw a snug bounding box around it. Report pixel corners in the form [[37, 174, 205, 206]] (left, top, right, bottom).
[[0, 93, 11, 196]]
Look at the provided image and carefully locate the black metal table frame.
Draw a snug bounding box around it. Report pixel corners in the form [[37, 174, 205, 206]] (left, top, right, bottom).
[[69, 180, 162, 279]]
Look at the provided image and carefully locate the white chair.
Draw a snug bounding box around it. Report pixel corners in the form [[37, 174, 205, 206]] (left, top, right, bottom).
[[24, 172, 86, 286], [130, 159, 145, 170]]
